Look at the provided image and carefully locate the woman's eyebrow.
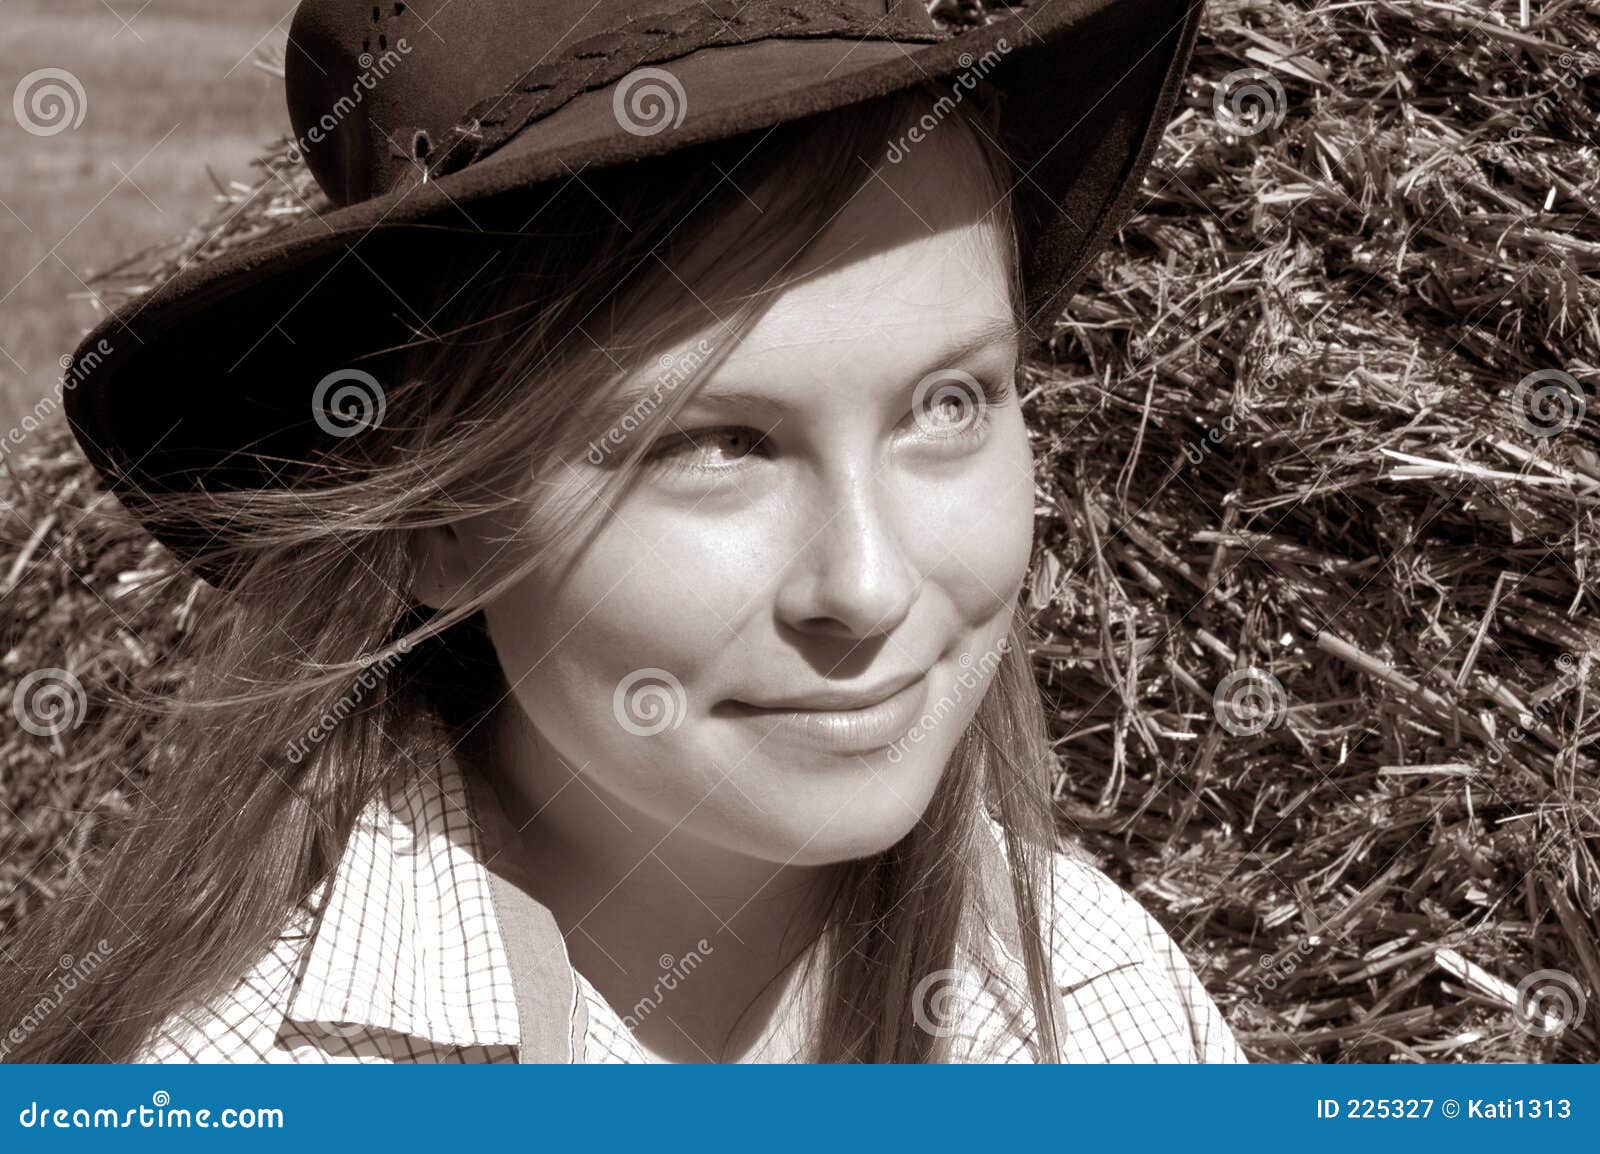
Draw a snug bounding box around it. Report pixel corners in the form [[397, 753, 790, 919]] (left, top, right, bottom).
[[588, 316, 1021, 429], [920, 315, 1023, 373]]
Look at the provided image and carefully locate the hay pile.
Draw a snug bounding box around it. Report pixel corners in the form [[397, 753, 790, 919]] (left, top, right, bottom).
[[3, 0, 1597, 1061]]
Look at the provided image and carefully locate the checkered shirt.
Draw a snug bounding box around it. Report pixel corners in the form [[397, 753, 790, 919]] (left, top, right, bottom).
[[135, 755, 1245, 1064]]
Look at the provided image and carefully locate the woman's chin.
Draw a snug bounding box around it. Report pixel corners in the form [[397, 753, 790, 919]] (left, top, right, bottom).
[[738, 761, 950, 866]]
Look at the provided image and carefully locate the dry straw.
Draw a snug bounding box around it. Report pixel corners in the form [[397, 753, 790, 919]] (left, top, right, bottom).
[[3, 0, 1598, 1061]]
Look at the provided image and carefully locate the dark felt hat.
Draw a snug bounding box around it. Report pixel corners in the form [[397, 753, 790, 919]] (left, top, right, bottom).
[[63, 0, 1204, 581]]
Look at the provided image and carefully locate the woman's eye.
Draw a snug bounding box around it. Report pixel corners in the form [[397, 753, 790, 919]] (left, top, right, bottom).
[[926, 392, 979, 430], [639, 375, 1011, 475], [645, 426, 766, 474], [909, 375, 1012, 443]]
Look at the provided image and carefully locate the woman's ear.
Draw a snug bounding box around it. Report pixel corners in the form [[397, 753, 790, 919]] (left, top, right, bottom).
[[410, 522, 476, 610]]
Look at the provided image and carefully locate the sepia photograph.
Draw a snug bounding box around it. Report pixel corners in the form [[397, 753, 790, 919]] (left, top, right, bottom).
[[0, 0, 1595, 1108]]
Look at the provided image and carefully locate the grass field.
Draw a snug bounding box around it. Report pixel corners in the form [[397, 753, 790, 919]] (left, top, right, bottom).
[[0, 0, 294, 429]]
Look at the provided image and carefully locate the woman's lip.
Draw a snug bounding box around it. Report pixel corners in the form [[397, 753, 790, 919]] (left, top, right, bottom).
[[727, 674, 929, 754], [738, 670, 925, 712]]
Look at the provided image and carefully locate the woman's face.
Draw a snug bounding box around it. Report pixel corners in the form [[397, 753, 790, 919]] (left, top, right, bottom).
[[435, 125, 1034, 867]]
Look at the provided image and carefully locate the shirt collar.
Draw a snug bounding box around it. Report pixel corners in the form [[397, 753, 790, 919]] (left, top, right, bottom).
[[286, 753, 522, 1049], [977, 814, 1148, 991], [282, 753, 1139, 1060]]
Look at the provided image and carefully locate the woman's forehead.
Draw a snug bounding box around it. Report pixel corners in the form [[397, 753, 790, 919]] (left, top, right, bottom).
[[731, 267, 1011, 378], [709, 207, 1012, 379], [592, 114, 1015, 407]]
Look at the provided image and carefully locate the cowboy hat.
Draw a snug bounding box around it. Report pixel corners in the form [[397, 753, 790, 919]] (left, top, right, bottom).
[[63, 0, 1204, 582]]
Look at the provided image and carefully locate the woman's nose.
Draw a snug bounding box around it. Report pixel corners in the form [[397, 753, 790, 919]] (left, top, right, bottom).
[[774, 471, 919, 641]]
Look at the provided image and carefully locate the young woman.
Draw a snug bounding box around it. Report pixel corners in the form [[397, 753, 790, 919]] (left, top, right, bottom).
[[2, 0, 1239, 1063]]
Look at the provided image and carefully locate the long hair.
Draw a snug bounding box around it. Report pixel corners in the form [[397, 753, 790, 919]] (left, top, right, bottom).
[[0, 80, 1065, 1064]]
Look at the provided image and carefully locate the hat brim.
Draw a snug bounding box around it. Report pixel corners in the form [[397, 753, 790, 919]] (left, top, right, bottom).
[[64, 0, 1202, 581]]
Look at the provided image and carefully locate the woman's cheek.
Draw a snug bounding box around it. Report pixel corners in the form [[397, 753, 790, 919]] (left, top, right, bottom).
[[991, 437, 1039, 607], [496, 503, 759, 710], [911, 416, 1036, 618], [989, 413, 1039, 599], [480, 549, 718, 805]]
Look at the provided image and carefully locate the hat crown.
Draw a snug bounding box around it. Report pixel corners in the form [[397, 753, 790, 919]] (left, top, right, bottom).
[[285, 0, 937, 205]]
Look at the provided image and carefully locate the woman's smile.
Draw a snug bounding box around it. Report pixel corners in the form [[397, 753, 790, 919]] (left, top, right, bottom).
[[720, 669, 930, 755]]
